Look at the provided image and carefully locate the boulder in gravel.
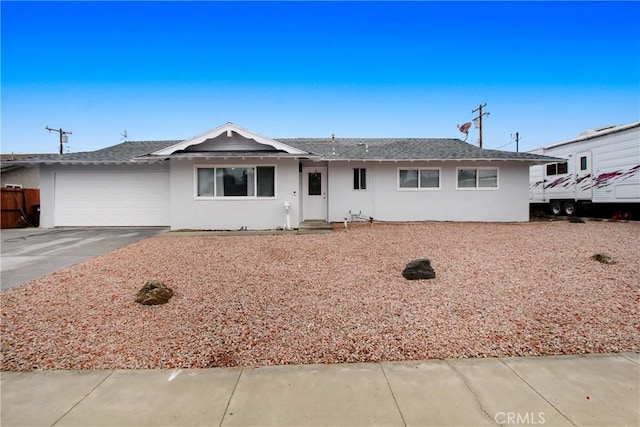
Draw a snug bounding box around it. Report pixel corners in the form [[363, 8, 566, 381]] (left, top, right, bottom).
[[135, 280, 174, 305], [591, 253, 616, 265], [402, 259, 436, 280]]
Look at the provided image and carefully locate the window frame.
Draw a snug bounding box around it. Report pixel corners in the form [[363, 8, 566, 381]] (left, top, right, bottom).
[[194, 164, 277, 200], [546, 162, 568, 176], [353, 168, 367, 190], [455, 167, 499, 190], [397, 167, 441, 191], [579, 156, 588, 171]]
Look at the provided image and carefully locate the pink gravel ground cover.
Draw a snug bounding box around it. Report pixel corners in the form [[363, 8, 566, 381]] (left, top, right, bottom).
[[1, 221, 638, 371]]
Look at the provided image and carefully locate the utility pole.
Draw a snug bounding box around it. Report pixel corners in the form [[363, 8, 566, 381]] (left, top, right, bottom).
[[46, 126, 72, 154], [511, 131, 520, 152], [471, 103, 490, 149]]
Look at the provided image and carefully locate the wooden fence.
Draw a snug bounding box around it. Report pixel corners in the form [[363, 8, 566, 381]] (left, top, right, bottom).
[[1, 188, 40, 229]]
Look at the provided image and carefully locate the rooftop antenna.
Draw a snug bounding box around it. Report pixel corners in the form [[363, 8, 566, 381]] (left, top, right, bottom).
[[46, 126, 72, 154], [471, 103, 490, 148], [121, 130, 128, 142]]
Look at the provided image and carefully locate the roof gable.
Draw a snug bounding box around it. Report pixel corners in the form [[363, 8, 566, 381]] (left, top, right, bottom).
[[152, 122, 308, 156]]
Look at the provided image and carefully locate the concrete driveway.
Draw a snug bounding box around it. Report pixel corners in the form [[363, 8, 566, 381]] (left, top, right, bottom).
[[0, 227, 168, 291]]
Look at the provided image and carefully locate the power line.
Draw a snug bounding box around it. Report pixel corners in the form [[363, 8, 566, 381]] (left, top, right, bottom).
[[491, 141, 515, 150], [488, 132, 521, 151]]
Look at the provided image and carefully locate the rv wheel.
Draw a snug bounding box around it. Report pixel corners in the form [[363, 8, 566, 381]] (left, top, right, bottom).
[[563, 201, 577, 216], [613, 209, 632, 220], [550, 201, 563, 216]]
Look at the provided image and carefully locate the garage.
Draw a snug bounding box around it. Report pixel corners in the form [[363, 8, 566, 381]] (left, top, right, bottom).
[[53, 170, 170, 226]]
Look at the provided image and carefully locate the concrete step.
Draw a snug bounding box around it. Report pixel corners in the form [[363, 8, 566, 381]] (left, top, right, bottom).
[[298, 220, 333, 234]]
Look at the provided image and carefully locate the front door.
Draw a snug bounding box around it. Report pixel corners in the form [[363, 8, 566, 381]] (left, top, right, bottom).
[[302, 166, 327, 220], [575, 151, 593, 200]]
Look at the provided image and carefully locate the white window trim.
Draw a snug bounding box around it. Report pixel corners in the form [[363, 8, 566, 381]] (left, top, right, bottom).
[[455, 167, 499, 190], [194, 164, 277, 200], [397, 167, 441, 191], [353, 168, 367, 191]]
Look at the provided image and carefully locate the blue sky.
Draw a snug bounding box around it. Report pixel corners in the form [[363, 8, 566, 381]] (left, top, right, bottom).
[[2, 1, 639, 154]]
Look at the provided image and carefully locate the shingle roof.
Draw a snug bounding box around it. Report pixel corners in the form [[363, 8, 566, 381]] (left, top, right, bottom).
[[5, 140, 179, 165], [281, 138, 560, 162], [5, 137, 561, 165], [0, 153, 47, 160]]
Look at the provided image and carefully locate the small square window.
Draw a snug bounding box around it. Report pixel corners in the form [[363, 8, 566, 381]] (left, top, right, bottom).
[[353, 168, 367, 190], [580, 156, 588, 171]]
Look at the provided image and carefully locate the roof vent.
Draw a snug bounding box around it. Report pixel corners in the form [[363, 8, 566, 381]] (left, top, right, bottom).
[[579, 125, 616, 137], [594, 125, 616, 132]]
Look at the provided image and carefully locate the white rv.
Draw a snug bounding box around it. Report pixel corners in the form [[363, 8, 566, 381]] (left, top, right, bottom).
[[529, 122, 640, 219]]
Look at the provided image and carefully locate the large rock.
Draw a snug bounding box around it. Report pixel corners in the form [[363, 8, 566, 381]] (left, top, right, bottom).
[[591, 253, 616, 265], [135, 280, 174, 305], [402, 259, 436, 280]]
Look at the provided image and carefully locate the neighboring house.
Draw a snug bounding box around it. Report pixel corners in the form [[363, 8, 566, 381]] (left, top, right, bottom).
[[9, 122, 560, 229], [0, 154, 42, 189], [1, 154, 45, 228]]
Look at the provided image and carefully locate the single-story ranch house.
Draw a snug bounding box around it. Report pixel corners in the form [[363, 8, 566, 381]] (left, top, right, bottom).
[[13, 122, 560, 229]]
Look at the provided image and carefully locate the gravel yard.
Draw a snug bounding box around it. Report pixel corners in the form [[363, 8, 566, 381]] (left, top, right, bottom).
[[1, 221, 638, 371]]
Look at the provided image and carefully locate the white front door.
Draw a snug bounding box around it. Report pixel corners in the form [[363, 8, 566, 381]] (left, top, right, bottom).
[[575, 151, 593, 200], [302, 166, 327, 220]]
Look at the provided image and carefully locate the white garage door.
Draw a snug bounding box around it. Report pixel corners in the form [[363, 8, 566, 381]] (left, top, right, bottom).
[[54, 171, 170, 226]]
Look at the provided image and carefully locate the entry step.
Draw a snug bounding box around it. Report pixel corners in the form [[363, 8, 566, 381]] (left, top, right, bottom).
[[298, 220, 333, 234]]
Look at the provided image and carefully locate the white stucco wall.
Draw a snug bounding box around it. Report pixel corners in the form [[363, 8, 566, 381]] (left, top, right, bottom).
[[169, 157, 301, 230], [38, 158, 531, 229], [327, 161, 531, 223]]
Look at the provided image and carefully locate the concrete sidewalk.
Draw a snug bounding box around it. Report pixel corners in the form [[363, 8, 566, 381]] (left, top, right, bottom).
[[1, 353, 638, 427]]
